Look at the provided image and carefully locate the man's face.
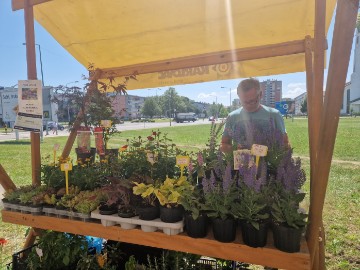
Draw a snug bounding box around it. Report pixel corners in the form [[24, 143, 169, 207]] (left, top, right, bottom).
[[238, 87, 262, 112]]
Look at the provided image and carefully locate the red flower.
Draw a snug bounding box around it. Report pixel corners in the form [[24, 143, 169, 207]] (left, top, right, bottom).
[[152, 131, 157, 136], [147, 136, 154, 141], [0, 238, 7, 246], [121, 145, 128, 149]]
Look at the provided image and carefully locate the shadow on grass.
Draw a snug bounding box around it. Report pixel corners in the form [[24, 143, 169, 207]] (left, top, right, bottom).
[[0, 141, 31, 145]]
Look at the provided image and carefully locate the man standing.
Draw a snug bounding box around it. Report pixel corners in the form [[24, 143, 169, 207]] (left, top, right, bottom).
[[53, 122, 58, 135], [220, 78, 288, 152]]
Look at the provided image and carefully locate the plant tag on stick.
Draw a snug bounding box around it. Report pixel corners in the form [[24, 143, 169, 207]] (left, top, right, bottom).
[[251, 144, 268, 167], [101, 120, 112, 128], [176, 155, 190, 177], [53, 144, 60, 165], [61, 163, 72, 195], [233, 149, 254, 170], [146, 152, 158, 165]]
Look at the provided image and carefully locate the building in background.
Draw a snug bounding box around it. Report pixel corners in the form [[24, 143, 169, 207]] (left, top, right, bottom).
[[110, 94, 146, 120], [260, 79, 282, 108], [341, 30, 360, 115], [294, 92, 307, 115]]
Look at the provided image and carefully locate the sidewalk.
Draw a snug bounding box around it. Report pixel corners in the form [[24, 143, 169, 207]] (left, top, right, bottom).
[[0, 129, 69, 141]]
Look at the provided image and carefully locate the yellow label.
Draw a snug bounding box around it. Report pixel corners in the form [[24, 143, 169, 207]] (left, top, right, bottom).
[[176, 156, 190, 166], [101, 120, 112, 128], [61, 163, 73, 171]]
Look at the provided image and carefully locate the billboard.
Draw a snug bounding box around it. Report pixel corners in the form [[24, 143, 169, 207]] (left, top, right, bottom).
[[275, 101, 295, 115], [1, 89, 18, 122]]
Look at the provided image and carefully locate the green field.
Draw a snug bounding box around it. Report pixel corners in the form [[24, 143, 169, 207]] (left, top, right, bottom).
[[0, 117, 359, 269]]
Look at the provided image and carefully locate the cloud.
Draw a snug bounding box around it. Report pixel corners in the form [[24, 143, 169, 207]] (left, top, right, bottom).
[[283, 82, 306, 99], [197, 91, 217, 99]]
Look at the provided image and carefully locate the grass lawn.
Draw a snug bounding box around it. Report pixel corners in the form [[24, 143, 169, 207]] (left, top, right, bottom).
[[0, 117, 359, 269]]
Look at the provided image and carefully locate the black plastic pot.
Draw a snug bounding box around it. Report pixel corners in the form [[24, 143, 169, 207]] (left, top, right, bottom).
[[240, 220, 269, 247], [272, 223, 304, 253], [159, 205, 184, 223], [99, 204, 117, 215], [184, 212, 208, 238], [99, 148, 119, 163], [212, 217, 236, 243], [136, 205, 160, 221], [75, 147, 96, 164]]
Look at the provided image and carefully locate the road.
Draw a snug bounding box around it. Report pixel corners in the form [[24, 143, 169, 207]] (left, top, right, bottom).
[[0, 119, 218, 141]]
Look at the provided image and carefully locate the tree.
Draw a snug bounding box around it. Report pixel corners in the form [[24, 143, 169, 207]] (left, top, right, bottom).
[[142, 97, 161, 118], [300, 99, 307, 114]]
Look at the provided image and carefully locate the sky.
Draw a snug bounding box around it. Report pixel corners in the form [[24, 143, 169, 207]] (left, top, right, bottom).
[[0, 1, 356, 106]]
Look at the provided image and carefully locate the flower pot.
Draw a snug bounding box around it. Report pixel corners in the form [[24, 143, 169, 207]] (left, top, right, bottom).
[[240, 220, 269, 247], [136, 205, 159, 221], [212, 217, 236, 243], [160, 205, 184, 223], [99, 204, 117, 215], [75, 147, 96, 164], [184, 212, 208, 238], [272, 223, 304, 253]]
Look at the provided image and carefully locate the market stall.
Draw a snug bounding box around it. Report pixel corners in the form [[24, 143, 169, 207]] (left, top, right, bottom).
[[1, 0, 358, 269]]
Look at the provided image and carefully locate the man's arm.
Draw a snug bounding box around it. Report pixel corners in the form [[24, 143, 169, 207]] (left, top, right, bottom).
[[220, 135, 233, 153]]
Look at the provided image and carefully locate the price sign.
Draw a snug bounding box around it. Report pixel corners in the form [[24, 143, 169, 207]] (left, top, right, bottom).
[[61, 163, 72, 195], [233, 149, 254, 170], [176, 155, 190, 177], [251, 144, 268, 157], [101, 120, 112, 128], [251, 144, 268, 168]]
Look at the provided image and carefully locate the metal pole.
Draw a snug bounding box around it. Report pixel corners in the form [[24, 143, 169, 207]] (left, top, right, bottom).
[[37, 44, 44, 86]]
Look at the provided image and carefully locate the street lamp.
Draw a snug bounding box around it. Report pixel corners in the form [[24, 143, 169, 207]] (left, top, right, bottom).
[[65, 81, 79, 122], [221, 86, 232, 108], [22, 43, 44, 86]]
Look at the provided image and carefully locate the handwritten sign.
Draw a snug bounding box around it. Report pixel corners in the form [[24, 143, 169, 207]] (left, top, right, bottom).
[[61, 163, 72, 195]]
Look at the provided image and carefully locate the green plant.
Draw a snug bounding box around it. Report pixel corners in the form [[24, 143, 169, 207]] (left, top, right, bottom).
[[232, 154, 270, 230], [154, 176, 193, 207], [25, 231, 89, 269], [270, 151, 308, 229], [201, 156, 238, 220], [179, 184, 205, 220], [73, 189, 105, 214], [132, 181, 159, 207]]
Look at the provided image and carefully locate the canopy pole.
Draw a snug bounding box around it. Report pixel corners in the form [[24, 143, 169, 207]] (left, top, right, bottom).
[[307, 1, 358, 268], [304, 37, 321, 270], [24, 0, 41, 185]]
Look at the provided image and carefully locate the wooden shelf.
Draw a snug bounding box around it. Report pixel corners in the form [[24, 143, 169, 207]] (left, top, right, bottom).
[[2, 210, 310, 270]]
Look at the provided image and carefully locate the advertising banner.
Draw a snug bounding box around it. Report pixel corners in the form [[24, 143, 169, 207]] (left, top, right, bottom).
[[14, 80, 43, 132], [1, 89, 18, 122]]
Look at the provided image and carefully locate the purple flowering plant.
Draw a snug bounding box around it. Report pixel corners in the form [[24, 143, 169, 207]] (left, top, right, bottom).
[[270, 150, 308, 229], [232, 153, 270, 230], [201, 151, 238, 220]]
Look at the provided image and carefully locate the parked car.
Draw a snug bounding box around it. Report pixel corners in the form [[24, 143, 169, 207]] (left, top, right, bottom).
[[43, 121, 65, 131]]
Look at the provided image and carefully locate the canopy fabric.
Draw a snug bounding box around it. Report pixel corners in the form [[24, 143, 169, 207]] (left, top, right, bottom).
[[32, 0, 336, 89]]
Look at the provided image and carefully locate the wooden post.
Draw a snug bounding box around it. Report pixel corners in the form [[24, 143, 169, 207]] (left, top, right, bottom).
[[307, 1, 358, 268], [24, 0, 41, 185], [0, 164, 17, 191]]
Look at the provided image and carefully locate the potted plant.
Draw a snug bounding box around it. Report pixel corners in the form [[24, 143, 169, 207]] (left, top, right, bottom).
[[132, 180, 160, 221], [154, 176, 193, 223], [201, 155, 238, 243], [233, 154, 270, 248], [73, 189, 105, 220], [270, 151, 308, 253]]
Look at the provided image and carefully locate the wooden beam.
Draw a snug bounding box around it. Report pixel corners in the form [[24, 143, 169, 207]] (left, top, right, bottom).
[[99, 39, 315, 79], [0, 164, 17, 191], [2, 210, 311, 270], [12, 0, 52, 11], [307, 0, 359, 268], [24, 0, 41, 185]]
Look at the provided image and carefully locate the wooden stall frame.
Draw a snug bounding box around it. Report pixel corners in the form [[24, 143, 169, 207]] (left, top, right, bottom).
[[1, 1, 358, 269]]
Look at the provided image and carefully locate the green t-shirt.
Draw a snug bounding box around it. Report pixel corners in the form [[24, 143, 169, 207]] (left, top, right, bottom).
[[222, 105, 286, 148]]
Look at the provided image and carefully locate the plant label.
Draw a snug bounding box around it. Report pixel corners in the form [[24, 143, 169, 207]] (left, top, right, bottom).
[[61, 163, 72, 172], [251, 144, 268, 157], [101, 120, 112, 128]]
